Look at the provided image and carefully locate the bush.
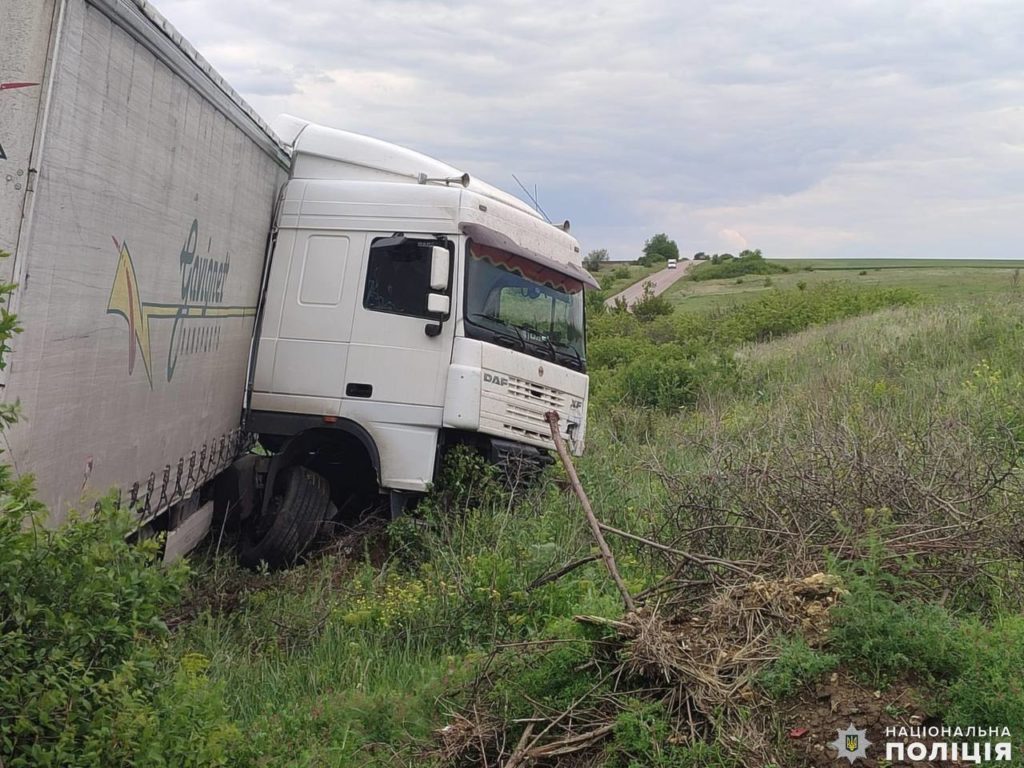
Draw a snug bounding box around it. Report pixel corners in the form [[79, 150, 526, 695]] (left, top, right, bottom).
[[0, 483, 249, 768], [0, 251, 244, 767], [943, 617, 1024, 727], [631, 282, 674, 322], [708, 282, 918, 345], [827, 550, 963, 685], [619, 349, 736, 410], [585, 286, 609, 315], [588, 336, 655, 370], [757, 636, 838, 698], [690, 250, 788, 282], [587, 282, 919, 411]]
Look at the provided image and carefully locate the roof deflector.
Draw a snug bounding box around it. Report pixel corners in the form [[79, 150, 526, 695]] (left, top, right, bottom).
[[461, 223, 600, 290]]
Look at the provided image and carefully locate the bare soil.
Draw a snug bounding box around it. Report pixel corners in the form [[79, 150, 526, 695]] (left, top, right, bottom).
[[778, 672, 940, 767]]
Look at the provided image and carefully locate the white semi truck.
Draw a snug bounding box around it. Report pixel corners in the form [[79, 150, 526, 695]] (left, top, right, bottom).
[[2, 0, 593, 566]]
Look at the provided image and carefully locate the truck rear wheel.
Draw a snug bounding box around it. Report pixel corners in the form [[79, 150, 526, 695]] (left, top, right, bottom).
[[239, 465, 330, 570]]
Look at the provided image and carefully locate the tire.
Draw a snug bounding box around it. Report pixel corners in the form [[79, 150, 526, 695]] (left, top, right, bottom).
[[213, 455, 260, 533], [239, 465, 330, 570]]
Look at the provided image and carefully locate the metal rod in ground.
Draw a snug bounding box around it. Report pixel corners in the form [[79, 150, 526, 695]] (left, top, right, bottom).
[[545, 411, 636, 613]]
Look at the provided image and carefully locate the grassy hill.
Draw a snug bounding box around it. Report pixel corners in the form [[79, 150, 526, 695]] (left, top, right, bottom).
[[670, 258, 1024, 313], [4, 277, 1024, 765], [163, 287, 1024, 764]]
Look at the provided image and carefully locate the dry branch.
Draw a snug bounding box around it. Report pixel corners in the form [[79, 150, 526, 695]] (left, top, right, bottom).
[[546, 410, 636, 613]]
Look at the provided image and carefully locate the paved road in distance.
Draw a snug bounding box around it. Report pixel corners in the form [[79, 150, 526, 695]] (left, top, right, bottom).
[[604, 260, 693, 309]]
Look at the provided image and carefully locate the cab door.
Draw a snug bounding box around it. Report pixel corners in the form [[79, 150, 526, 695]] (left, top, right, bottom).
[[344, 234, 455, 409], [254, 228, 364, 402]]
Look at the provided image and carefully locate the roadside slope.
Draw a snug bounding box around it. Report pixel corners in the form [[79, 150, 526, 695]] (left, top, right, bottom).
[[604, 259, 693, 307]]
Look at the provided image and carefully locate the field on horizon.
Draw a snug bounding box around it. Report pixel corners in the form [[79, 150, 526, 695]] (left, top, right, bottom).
[[665, 257, 1024, 313]]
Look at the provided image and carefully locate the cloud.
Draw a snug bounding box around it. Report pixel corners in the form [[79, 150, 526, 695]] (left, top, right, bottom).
[[156, 0, 1024, 260]]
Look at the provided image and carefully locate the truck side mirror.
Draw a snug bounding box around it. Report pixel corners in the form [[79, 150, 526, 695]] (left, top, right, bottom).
[[427, 293, 450, 315], [424, 245, 451, 337], [424, 293, 450, 337], [429, 246, 450, 291]]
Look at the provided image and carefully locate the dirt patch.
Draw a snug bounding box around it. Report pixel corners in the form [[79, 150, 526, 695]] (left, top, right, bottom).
[[778, 672, 939, 767]]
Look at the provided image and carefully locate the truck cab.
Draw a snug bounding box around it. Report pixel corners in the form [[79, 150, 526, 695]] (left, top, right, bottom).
[[241, 118, 594, 563]]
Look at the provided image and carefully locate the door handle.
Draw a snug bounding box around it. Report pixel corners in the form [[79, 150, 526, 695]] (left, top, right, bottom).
[[346, 383, 373, 398]]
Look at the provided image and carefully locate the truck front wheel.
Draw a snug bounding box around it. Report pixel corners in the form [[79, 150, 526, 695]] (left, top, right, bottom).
[[239, 465, 330, 570]]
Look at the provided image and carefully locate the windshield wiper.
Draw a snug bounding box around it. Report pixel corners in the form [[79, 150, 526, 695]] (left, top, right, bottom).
[[554, 340, 585, 371], [515, 325, 585, 371], [467, 313, 526, 351], [468, 313, 584, 370]]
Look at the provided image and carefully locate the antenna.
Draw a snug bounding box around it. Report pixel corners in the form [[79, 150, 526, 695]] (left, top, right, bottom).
[[512, 173, 552, 223]]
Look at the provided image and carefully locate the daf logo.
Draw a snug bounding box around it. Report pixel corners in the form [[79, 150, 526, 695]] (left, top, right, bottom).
[[483, 372, 509, 387]]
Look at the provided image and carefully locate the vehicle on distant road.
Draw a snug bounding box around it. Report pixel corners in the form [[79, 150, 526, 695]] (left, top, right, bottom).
[[667, 259, 678, 269]]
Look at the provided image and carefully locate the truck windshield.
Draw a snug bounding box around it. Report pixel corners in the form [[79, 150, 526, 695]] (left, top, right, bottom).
[[464, 240, 586, 372]]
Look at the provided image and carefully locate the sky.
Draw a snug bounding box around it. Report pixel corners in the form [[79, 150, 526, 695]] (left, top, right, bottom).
[[156, 0, 1024, 261]]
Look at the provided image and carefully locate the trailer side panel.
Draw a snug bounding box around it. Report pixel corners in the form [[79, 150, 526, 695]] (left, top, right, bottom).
[[3, 0, 287, 524]]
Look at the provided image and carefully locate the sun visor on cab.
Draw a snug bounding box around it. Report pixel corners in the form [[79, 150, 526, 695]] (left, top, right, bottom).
[[460, 222, 600, 291]]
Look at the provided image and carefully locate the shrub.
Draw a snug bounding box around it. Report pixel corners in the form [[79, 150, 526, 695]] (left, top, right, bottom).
[[757, 636, 838, 697], [0, 251, 244, 767], [619, 349, 736, 410], [585, 287, 608, 315], [588, 309, 642, 342], [709, 282, 918, 345], [631, 282, 674, 322], [588, 336, 655, 370], [690, 250, 788, 282], [943, 616, 1024, 727], [0, 483, 249, 768], [827, 550, 963, 685], [587, 282, 919, 411]]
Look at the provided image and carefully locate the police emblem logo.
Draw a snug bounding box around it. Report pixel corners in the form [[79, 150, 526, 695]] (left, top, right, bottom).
[[830, 722, 871, 764]]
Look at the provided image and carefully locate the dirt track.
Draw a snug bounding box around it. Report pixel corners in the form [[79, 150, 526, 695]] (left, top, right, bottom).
[[604, 260, 693, 308]]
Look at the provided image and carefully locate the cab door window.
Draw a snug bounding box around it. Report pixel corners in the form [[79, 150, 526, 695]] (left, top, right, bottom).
[[363, 236, 447, 319]]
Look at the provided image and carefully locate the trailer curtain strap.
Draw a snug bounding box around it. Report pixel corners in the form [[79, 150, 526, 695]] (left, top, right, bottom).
[[460, 223, 600, 290]]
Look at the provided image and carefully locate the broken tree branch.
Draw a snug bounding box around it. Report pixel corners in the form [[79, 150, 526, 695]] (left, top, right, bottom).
[[546, 410, 636, 613], [528, 553, 601, 591], [596, 521, 759, 578]]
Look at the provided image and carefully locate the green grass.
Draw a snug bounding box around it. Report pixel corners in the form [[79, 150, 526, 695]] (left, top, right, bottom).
[[666, 258, 1024, 313], [9, 261, 1024, 765], [780, 258, 1024, 270], [164, 457, 629, 766], [757, 546, 1024, 729], [166, 294, 1024, 765]]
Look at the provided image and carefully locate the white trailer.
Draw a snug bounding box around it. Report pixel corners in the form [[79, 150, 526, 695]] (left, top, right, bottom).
[[1, 0, 286, 555], [2, 0, 594, 567]]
